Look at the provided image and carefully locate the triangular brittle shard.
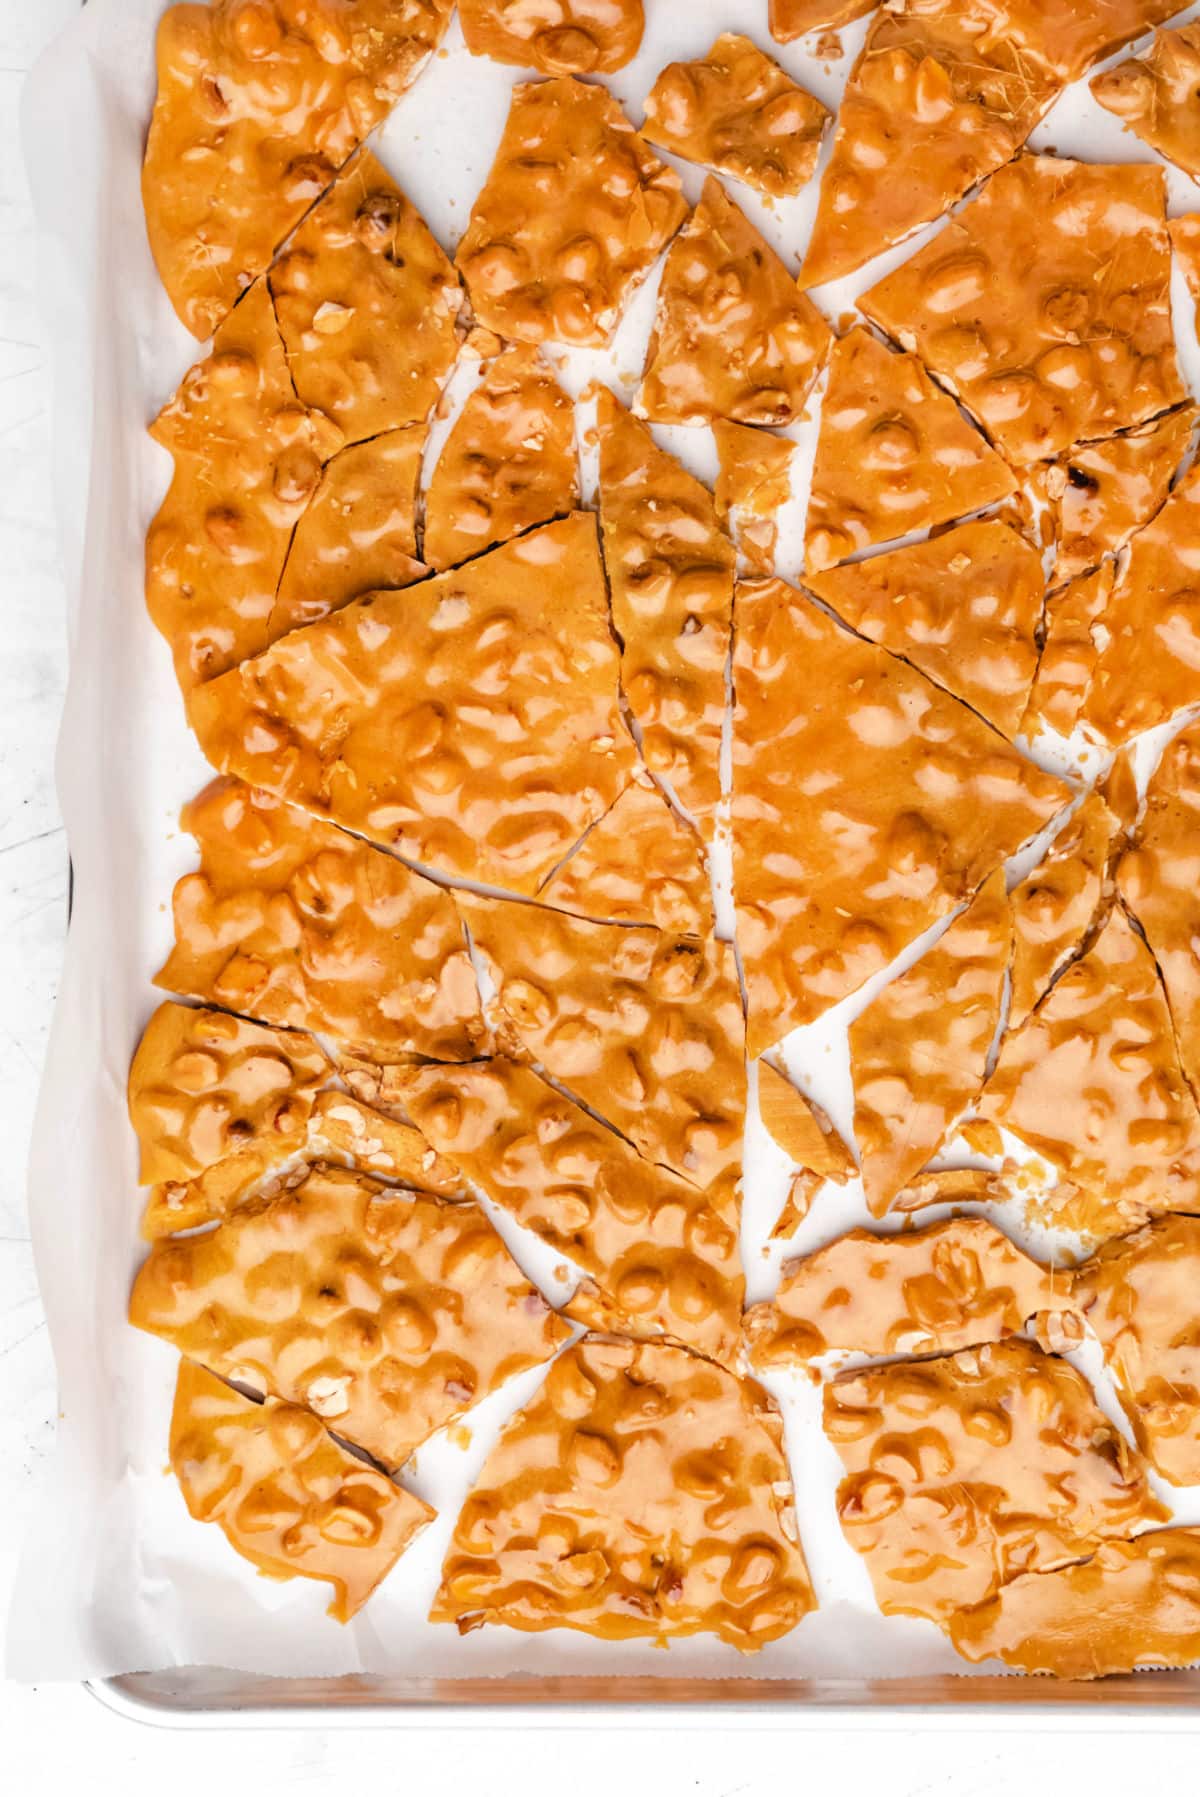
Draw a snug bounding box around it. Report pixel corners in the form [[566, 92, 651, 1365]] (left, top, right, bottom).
[[458, 0, 644, 75], [1009, 791, 1117, 1029], [732, 578, 1070, 1055], [1036, 406, 1196, 586], [713, 421, 793, 575], [1092, 26, 1200, 178], [537, 776, 715, 938], [804, 330, 1017, 573], [804, 520, 1042, 741], [757, 1062, 854, 1182], [1020, 563, 1113, 743]]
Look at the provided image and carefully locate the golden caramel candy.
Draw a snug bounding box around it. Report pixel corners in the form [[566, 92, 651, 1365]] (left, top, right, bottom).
[[1009, 792, 1116, 1029], [458, 0, 643, 74], [155, 778, 487, 1060], [423, 347, 578, 571], [171, 1360, 434, 1620], [458, 895, 745, 1195], [309, 1090, 462, 1196], [889, 1165, 1014, 1217], [1035, 406, 1196, 586], [595, 389, 734, 822], [825, 1339, 1167, 1625], [861, 156, 1184, 467], [712, 422, 793, 576], [142, 1134, 300, 1241], [950, 1528, 1200, 1676], [769, 0, 872, 40], [431, 1335, 813, 1649], [1170, 213, 1200, 319], [638, 177, 832, 426], [745, 1216, 1066, 1367], [146, 281, 341, 692], [732, 578, 1069, 1054], [270, 149, 462, 445], [850, 871, 1011, 1217], [128, 1001, 329, 1186], [642, 33, 829, 201], [979, 906, 1200, 1240], [804, 520, 1042, 741], [400, 1058, 743, 1362], [537, 775, 714, 937], [1019, 563, 1113, 743], [130, 1164, 570, 1467], [189, 514, 638, 893], [757, 1061, 854, 1183], [142, 0, 453, 341], [456, 77, 685, 347], [997, 0, 1183, 82], [1092, 24, 1200, 175]]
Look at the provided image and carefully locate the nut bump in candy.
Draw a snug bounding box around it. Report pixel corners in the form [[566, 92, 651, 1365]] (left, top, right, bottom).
[[458, 0, 644, 75]]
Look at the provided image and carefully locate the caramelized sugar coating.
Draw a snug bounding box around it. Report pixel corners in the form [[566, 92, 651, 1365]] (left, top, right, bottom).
[[189, 515, 637, 893], [1092, 25, 1200, 176], [458, 896, 746, 1194], [804, 520, 1042, 741], [171, 1361, 434, 1620], [1009, 792, 1116, 1029], [309, 1090, 462, 1194], [731, 578, 1069, 1054], [758, 1062, 854, 1181], [824, 1339, 1167, 1624], [769, 0, 873, 40], [712, 422, 793, 576], [978, 907, 1200, 1240], [1019, 563, 1113, 743], [146, 281, 341, 692], [804, 330, 1017, 573], [423, 348, 578, 572], [455, 77, 685, 347], [642, 33, 829, 201], [130, 1164, 570, 1468], [400, 1058, 743, 1362], [638, 177, 832, 426], [155, 778, 486, 1060], [997, 0, 1183, 82], [1036, 406, 1195, 586], [274, 428, 426, 631], [128, 1001, 329, 1185], [537, 775, 714, 937], [861, 156, 1184, 467], [431, 1335, 813, 1649], [142, 0, 453, 341], [458, 0, 644, 74], [950, 1528, 1200, 1676], [270, 150, 462, 444], [745, 1216, 1065, 1367], [1170, 213, 1200, 316], [595, 390, 734, 822], [889, 1166, 1014, 1216], [850, 870, 1011, 1217]]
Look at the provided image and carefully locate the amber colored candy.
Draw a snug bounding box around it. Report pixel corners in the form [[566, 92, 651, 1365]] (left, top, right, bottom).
[[638, 177, 832, 427], [1170, 213, 1200, 315], [996, 0, 1183, 82], [458, 0, 643, 74], [1008, 792, 1116, 1029], [850, 870, 1011, 1217], [458, 895, 745, 1195], [424, 348, 578, 572], [146, 281, 341, 692], [731, 577, 1069, 1055], [1019, 563, 1113, 743], [128, 1001, 329, 1186], [825, 1339, 1166, 1625], [712, 422, 792, 576], [455, 77, 685, 347], [537, 775, 714, 937], [757, 1062, 854, 1183], [130, 1164, 569, 1468], [642, 33, 829, 201], [888, 1165, 1013, 1217], [141, 0, 453, 341], [400, 1058, 743, 1363], [769, 0, 872, 40], [861, 156, 1184, 467], [595, 389, 734, 823], [1092, 25, 1200, 175], [189, 514, 637, 893], [141, 1134, 301, 1241], [1036, 406, 1195, 586], [308, 1090, 461, 1195], [431, 1335, 813, 1650], [805, 521, 1041, 741], [950, 1528, 1200, 1676], [155, 778, 486, 1061]]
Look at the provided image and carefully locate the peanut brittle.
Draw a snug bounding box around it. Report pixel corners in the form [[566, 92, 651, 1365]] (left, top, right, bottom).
[[170, 1360, 434, 1620], [189, 515, 637, 893], [861, 156, 1184, 467], [889, 1166, 1015, 1216], [423, 348, 578, 572], [998, 0, 1184, 82], [431, 1336, 813, 1649], [146, 281, 341, 692], [769, 0, 873, 40], [731, 577, 1069, 1054], [745, 1216, 1065, 1367], [824, 1339, 1167, 1624], [459, 0, 644, 74], [270, 149, 462, 444], [142, 0, 453, 341], [950, 1529, 1200, 1676], [130, 1164, 569, 1467], [309, 1091, 462, 1195], [850, 871, 1011, 1217], [642, 33, 829, 201], [128, 1001, 329, 1186], [537, 776, 714, 937], [804, 330, 1017, 573], [638, 177, 832, 426], [713, 422, 793, 576], [595, 389, 734, 822], [400, 1058, 743, 1361], [1009, 792, 1116, 1029], [457, 896, 745, 1194], [1019, 563, 1113, 743], [1170, 213, 1200, 318], [155, 777, 486, 1060], [456, 77, 685, 347], [1037, 407, 1195, 586], [1092, 25, 1200, 175], [142, 1133, 301, 1241], [758, 1062, 854, 1183], [804, 521, 1042, 740]]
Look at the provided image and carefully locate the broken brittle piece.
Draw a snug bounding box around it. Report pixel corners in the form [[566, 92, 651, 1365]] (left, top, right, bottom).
[[1009, 791, 1117, 1028], [1035, 406, 1195, 586], [1019, 563, 1113, 743], [458, 0, 643, 74], [998, 0, 1184, 83], [142, 1134, 302, 1242], [1092, 25, 1200, 178], [537, 776, 714, 938], [309, 1091, 461, 1196], [889, 1166, 1014, 1216], [769, 0, 873, 40], [758, 1062, 854, 1182], [712, 422, 793, 576]]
